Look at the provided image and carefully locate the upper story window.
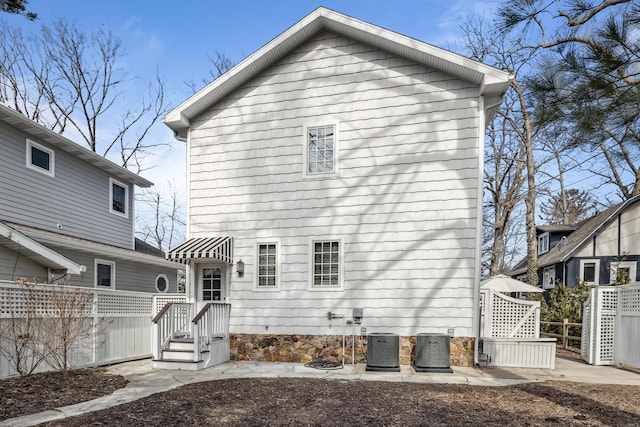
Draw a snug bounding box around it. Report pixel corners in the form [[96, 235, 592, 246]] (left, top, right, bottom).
[[610, 261, 637, 285], [109, 178, 128, 218], [95, 259, 115, 288], [537, 232, 549, 255], [26, 139, 55, 177], [311, 240, 342, 288], [305, 125, 337, 176], [580, 259, 600, 285], [256, 242, 279, 289], [542, 266, 556, 290], [155, 274, 169, 292]]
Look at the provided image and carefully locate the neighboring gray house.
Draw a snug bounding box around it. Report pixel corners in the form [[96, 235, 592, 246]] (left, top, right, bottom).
[[0, 104, 180, 293], [510, 195, 640, 288], [164, 8, 512, 367]]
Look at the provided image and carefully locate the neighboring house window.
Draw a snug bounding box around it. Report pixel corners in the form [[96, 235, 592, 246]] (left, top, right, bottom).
[[155, 274, 169, 292], [26, 139, 55, 177], [109, 178, 128, 217], [579, 259, 600, 285], [256, 242, 278, 288], [306, 125, 336, 175], [537, 232, 549, 255], [610, 261, 637, 285], [542, 266, 556, 290], [95, 259, 115, 288], [311, 240, 342, 288]]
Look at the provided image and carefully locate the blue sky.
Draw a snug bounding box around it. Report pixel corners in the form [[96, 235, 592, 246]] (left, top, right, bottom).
[[4, 0, 498, 238]]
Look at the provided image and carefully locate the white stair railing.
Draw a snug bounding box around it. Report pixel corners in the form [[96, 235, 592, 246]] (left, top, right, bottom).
[[191, 302, 231, 362], [151, 303, 194, 360]]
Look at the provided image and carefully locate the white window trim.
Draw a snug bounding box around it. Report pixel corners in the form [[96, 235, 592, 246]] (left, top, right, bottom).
[[155, 273, 169, 293], [308, 238, 344, 291], [579, 259, 600, 285], [302, 122, 339, 179], [26, 139, 55, 177], [254, 240, 281, 291], [609, 261, 637, 284], [94, 259, 116, 289], [537, 232, 549, 255], [542, 266, 556, 290], [109, 177, 129, 218]]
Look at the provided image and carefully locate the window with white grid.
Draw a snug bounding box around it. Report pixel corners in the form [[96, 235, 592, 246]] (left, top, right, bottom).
[[311, 240, 341, 288], [303, 124, 338, 177], [257, 243, 278, 288]]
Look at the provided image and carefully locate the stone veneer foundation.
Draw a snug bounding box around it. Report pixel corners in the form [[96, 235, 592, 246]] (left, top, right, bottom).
[[230, 334, 475, 367]]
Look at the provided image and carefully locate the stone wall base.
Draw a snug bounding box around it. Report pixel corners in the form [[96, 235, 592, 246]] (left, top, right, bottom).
[[230, 334, 475, 367]]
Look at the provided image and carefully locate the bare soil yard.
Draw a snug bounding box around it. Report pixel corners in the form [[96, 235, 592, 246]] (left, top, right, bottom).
[[2, 362, 640, 426]]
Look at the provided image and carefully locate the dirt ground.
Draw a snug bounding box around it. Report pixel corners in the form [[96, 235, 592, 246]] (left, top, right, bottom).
[[2, 355, 640, 426]]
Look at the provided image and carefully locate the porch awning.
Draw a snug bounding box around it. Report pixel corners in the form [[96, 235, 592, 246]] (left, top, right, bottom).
[[167, 237, 233, 264]]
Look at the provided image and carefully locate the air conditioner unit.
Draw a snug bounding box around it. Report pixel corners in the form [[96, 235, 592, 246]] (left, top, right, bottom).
[[366, 333, 400, 372], [414, 333, 453, 373]]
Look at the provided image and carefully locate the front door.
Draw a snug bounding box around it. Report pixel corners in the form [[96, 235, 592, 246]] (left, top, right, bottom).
[[200, 265, 224, 302]]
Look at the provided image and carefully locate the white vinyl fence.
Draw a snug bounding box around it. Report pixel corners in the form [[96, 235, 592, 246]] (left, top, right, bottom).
[[582, 284, 640, 369], [479, 289, 555, 369], [0, 280, 186, 378]]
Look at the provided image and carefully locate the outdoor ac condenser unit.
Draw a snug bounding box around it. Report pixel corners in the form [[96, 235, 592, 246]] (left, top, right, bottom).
[[414, 333, 453, 373], [366, 333, 400, 372]]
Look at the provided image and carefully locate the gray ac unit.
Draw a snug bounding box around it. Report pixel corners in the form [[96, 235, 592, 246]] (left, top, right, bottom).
[[366, 333, 400, 372], [414, 333, 453, 373]]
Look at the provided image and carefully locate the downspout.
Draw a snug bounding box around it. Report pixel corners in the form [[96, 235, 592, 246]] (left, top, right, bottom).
[[473, 93, 486, 367]]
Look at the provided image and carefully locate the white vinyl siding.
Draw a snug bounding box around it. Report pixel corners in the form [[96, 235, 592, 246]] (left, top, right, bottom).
[[26, 139, 55, 177], [188, 31, 481, 336]]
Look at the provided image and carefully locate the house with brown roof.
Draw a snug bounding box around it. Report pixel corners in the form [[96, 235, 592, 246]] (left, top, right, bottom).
[[509, 195, 640, 288]]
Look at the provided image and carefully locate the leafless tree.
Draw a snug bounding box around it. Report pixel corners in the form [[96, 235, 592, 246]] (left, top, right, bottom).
[[136, 181, 185, 252], [185, 51, 234, 94], [0, 18, 169, 172]]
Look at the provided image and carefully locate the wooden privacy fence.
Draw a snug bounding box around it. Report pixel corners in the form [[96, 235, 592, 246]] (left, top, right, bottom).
[[540, 319, 581, 349], [0, 280, 186, 379]]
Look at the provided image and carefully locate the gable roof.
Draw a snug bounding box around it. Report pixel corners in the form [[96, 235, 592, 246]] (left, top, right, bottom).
[[0, 221, 85, 274], [510, 195, 640, 275], [164, 7, 513, 139], [6, 222, 179, 269], [0, 105, 152, 188]]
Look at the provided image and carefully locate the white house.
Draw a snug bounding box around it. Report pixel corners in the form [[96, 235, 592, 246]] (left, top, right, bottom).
[[163, 7, 512, 367]]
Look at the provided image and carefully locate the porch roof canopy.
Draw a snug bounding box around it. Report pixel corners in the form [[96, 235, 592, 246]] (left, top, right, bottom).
[[167, 237, 233, 264]]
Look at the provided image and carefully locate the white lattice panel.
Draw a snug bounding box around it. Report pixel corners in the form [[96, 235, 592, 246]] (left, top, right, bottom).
[[96, 292, 153, 316], [0, 283, 93, 317], [600, 287, 618, 310], [619, 285, 640, 313], [598, 313, 616, 362], [489, 292, 537, 338], [153, 295, 188, 315]]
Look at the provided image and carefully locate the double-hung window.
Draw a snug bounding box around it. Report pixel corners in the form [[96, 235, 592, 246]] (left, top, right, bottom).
[[580, 259, 600, 285], [257, 243, 278, 288], [537, 232, 549, 255], [109, 178, 128, 217], [306, 125, 336, 175], [95, 259, 115, 289], [542, 266, 556, 289], [312, 240, 341, 288], [26, 139, 55, 177], [610, 261, 636, 284]]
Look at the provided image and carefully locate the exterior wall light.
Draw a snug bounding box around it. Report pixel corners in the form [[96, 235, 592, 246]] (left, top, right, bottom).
[[236, 259, 244, 277]]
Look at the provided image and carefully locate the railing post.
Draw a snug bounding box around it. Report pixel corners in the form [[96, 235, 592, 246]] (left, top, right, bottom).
[[563, 318, 569, 349]]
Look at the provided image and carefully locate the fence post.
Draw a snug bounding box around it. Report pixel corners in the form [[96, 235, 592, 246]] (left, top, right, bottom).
[[563, 318, 569, 349]]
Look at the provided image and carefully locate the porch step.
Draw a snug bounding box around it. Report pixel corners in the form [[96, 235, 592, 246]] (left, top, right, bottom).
[[152, 358, 208, 371], [162, 349, 209, 361], [167, 340, 196, 351]]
